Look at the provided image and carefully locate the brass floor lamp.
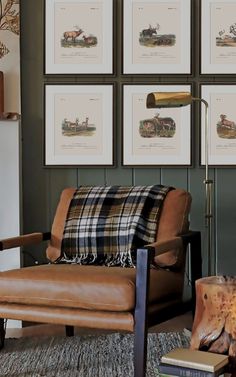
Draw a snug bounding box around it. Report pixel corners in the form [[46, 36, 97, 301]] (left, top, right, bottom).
[[146, 92, 214, 276]]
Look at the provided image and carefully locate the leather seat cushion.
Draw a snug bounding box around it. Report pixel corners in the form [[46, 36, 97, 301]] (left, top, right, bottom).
[[0, 264, 184, 312]]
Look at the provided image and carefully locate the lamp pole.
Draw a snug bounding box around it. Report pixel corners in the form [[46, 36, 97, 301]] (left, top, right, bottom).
[[193, 98, 214, 276], [146, 91, 215, 276]]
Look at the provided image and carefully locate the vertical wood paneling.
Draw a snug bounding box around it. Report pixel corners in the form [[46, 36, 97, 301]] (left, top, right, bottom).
[[161, 169, 188, 190], [188, 168, 207, 272], [215, 169, 236, 275], [78, 169, 106, 186], [48, 169, 78, 224], [20, 0, 236, 275], [133, 169, 161, 186], [20, 0, 49, 265], [106, 167, 133, 186]]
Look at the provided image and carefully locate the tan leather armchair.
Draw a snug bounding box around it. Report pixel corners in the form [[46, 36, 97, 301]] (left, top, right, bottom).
[[0, 187, 201, 377]]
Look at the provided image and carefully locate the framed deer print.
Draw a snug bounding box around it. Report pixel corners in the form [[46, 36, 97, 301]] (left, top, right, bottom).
[[201, 85, 236, 166], [122, 84, 192, 166], [201, 0, 236, 74], [44, 84, 114, 166], [123, 0, 191, 74], [44, 0, 113, 74]]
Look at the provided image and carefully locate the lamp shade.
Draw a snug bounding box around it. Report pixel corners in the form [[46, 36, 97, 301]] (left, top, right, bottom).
[[146, 91, 192, 108]]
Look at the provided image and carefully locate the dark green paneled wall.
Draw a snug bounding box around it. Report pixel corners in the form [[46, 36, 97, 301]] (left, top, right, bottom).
[[20, 0, 236, 275]]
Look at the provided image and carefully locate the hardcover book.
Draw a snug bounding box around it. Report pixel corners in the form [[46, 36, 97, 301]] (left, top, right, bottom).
[[161, 348, 228, 372], [159, 361, 226, 377]]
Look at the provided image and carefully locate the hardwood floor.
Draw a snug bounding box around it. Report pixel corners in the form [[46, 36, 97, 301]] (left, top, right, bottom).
[[6, 312, 193, 338]]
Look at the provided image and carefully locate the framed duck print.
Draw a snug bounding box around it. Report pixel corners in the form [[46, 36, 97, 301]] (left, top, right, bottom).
[[45, 0, 113, 74], [123, 0, 191, 74]]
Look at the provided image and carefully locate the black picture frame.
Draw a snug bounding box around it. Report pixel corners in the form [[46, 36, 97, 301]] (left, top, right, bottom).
[[200, 83, 236, 167], [44, 0, 114, 75], [122, 0, 192, 75], [122, 83, 193, 167], [44, 83, 115, 167]]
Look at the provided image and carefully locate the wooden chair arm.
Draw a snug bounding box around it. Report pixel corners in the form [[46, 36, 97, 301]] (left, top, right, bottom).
[[145, 236, 183, 257], [145, 231, 202, 259], [136, 230, 202, 321], [0, 232, 51, 251]]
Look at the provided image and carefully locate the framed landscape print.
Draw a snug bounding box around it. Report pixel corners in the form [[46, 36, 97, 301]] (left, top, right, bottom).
[[201, 85, 236, 166], [123, 0, 191, 74], [201, 0, 236, 74], [122, 84, 192, 166], [45, 84, 114, 166], [45, 0, 113, 74]]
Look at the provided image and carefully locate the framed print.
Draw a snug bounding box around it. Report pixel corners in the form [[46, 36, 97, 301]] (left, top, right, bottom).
[[201, 85, 236, 166], [45, 0, 113, 74], [201, 0, 236, 74], [123, 0, 191, 74], [45, 84, 114, 166], [123, 84, 191, 166]]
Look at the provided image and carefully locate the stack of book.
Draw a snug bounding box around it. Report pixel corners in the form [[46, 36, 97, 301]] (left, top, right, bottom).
[[158, 348, 229, 377]]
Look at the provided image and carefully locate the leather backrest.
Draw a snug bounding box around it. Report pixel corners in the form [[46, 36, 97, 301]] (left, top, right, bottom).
[[155, 189, 192, 269], [46, 187, 191, 269], [46, 188, 76, 262]]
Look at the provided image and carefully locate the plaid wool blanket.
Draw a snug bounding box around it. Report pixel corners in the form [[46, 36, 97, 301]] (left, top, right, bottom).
[[60, 185, 172, 267]]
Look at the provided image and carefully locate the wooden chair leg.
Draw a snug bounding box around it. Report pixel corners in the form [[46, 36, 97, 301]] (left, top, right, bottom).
[[0, 318, 6, 349], [134, 247, 153, 377], [65, 325, 74, 337], [182, 231, 202, 317]]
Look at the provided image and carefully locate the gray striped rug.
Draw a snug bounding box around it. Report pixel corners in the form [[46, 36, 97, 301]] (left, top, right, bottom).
[[0, 332, 190, 377]]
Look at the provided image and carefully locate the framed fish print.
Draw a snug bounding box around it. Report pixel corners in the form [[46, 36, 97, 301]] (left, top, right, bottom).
[[201, 85, 236, 166], [44, 84, 114, 166], [122, 84, 192, 166], [201, 0, 236, 74], [123, 0, 191, 74], [44, 0, 113, 74]]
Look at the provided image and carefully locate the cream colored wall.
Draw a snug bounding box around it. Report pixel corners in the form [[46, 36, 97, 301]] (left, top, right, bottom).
[[0, 119, 21, 328], [0, 1, 21, 328]]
